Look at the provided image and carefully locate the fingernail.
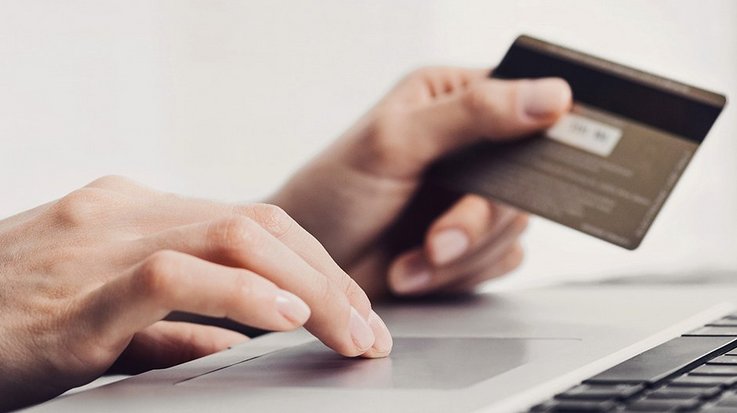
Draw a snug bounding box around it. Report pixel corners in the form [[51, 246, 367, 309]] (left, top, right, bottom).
[[349, 307, 375, 351], [430, 228, 470, 266], [392, 253, 432, 294], [275, 290, 311, 325], [520, 78, 571, 118], [368, 310, 393, 355]]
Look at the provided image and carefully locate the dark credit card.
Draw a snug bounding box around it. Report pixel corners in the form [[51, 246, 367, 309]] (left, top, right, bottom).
[[428, 35, 726, 249]]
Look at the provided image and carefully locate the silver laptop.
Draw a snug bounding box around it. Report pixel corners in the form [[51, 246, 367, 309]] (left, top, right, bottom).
[[25, 274, 737, 412]]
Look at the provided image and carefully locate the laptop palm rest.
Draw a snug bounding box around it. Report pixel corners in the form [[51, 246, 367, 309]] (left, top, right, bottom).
[[178, 337, 578, 390]]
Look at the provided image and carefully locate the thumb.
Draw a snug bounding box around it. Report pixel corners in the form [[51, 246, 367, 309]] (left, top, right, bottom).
[[411, 77, 571, 165]]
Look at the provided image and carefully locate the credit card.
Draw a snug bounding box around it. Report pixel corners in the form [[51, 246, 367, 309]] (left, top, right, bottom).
[[428, 35, 727, 249]]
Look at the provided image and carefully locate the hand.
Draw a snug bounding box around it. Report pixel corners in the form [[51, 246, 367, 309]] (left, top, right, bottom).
[[270, 67, 571, 298], [0, 176, 391, 411]]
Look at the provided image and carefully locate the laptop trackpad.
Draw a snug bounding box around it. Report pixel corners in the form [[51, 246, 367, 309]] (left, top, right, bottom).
[[180, 337, 576, 390]]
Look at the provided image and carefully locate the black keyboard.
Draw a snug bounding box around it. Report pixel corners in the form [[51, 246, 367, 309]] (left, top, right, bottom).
[[529, 313, 737, 412]]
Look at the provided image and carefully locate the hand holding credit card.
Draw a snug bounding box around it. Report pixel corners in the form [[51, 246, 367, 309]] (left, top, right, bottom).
[[428, 35, 726, 249]]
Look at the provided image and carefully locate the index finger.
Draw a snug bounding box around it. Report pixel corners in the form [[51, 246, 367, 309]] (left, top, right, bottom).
[[133, 216, 392, 358], [118, 200, 393, 358]]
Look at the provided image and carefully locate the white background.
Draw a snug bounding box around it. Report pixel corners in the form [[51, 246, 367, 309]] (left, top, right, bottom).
[[1, 0, 735, 287]]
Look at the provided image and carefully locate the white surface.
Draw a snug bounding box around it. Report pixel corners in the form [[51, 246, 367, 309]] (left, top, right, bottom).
[[1, 0, 735, 285]]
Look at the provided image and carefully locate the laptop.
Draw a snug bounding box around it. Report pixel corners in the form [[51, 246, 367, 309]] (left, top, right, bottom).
[[25, 275, 737, 412]]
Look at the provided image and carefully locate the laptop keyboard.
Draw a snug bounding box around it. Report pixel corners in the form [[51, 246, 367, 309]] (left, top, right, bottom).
[[529, 313, 737, 412]]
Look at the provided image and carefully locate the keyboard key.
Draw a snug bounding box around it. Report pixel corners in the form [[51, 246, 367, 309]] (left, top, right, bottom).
[[556, 384, 644, 401], [699, 407, 737, 413], [585, 336, 737, 385], [686, 326, 737, 336], [539, 399, 619, 412], [707, 355, 737, 365], [625, 398, 701, 411], [647, 385, 722, 399], [532, 319, 737, 413], [671, 374, 737, 387], [690, 365, 737, 376]]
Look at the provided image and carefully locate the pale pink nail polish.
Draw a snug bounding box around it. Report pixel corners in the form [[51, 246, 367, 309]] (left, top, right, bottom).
[[520, 78, 571, 118], [275, 290, 311, 325], [430, 228, 470, 266], [349, 307, 375, 351], [393, 253, 432, 294], [368, 310, 393, 355]]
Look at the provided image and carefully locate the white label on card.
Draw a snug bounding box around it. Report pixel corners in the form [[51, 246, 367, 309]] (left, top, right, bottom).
[[545, 113, 623, 157]]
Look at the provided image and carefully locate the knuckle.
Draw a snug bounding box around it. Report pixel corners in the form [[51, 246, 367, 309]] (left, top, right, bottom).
[[247, 203, 294, 239], [463, 80, 522, 124], [463, 197, 496, 227], [227, 271, 256, 307], [52, 188, 109, 226], [136, 250, 180, 299], [362, 112, 412, 167], [225, 273, 277, 315], [503, 246, 524, 272], [343, 278, 371, 312], [85, 174, 133, 189], [478, 205, 497, 230], [207, 216, 260, 254], [316, 276, 349, 312], [512, 214, 530, 233], [462, 82, 496, 116]]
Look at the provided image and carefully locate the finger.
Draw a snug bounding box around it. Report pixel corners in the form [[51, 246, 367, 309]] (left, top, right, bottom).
[[431, 213, 527, 290], [424, 195, 518, 266], [133, 217, 388, 357], [405, 77, 571, 168], [114, 201, 392, 357], [235, 203, 375, 317], [115, 199, 377, 322], [78, 250, 311, 352], [388, 214, 528, 296], [108, 321, 248, 374], [237, 204, 388, 357], [445, 242, 525, 294]]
